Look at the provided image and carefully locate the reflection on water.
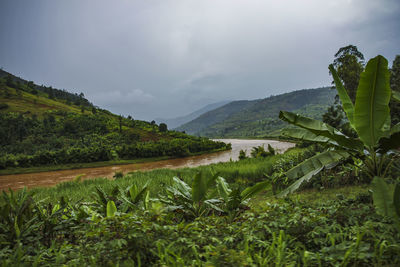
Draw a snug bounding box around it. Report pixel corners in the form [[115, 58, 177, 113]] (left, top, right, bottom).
[[0, 139, 294, 190]]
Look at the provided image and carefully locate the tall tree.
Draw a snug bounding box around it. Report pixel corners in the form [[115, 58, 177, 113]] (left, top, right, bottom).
[[158, 123, 168, 132], [323, 45, 364, 134], [332, 45, 364, 102]]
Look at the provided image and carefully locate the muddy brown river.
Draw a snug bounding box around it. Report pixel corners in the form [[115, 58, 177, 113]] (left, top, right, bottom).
[[0, 139, 294, 191]]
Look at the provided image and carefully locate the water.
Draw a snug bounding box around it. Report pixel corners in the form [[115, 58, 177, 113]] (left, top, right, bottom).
[[0, 139, 294, 190]]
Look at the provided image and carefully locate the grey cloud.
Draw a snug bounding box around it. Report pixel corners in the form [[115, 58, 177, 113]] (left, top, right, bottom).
[[0, 0, 399, 120]]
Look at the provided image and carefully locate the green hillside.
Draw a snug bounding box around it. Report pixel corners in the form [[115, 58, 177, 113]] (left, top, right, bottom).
[[176, 100, 257, 134], [177, 87, 335, 137], [0, 71, 229, 171]]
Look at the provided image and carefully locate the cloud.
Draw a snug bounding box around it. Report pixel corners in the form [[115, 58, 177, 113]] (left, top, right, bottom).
[[93, 89, 154, 106], [0, 0, 399, 120]]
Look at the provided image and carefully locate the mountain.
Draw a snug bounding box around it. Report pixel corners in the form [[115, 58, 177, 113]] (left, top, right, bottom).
[[155, 100, 230, 129], [176, 87, 336, 137]]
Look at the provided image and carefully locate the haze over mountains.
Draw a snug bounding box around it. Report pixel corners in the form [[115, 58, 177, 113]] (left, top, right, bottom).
[[155, 101, 230, 129], [176, 87, 335, 137]]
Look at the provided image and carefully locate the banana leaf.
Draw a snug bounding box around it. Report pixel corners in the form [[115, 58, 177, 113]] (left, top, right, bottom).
[[216, 176, 232, 201], [192, 172, 207, 202], [372, 177, 396, 218], [281, 128, 338, 146], [171, 177, 192, 199], [277, 150, 349, 197], [240, 180, 270, 201], [279, 111, 363, 151], [192, 172, 219, 203], [329, 64, 355, 126], [106, 200, 117, 217], [354, 55, 391, 148], [131, 186, 149, 204]]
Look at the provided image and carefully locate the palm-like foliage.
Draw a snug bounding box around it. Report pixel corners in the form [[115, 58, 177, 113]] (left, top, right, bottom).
[[278, 56, 400, 208], [160, 172, 269, 220]]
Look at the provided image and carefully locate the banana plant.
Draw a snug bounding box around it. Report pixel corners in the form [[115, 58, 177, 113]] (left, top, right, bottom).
[[160, 171, 270, 220], [0, 188, 40, 244], [159, 172, 223, 219], [93, 183, 150, 217], [372, 177, 400, 226], [278, 55, 400, 197], [216, 176, 269, 218]]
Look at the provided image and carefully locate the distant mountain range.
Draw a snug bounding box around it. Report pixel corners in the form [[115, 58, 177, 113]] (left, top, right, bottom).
[[155, 100, 230, 129], [176, 87, 335, 138]]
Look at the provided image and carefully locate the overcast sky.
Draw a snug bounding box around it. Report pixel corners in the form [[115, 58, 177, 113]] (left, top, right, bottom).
[[0, 0, 399, 121]]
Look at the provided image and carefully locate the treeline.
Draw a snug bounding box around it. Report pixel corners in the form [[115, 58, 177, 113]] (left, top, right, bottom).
[[0, 139, 228, 169], [0, 112, 229, 169]]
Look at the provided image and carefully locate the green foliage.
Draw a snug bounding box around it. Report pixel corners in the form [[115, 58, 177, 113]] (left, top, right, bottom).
[[113, 171, 124, 179], [1, 185, 399, 266], [332, 45, 365, 102], [106, 200, 117, 217], [372, 177, 400, 228], [323, 45, 365, 134], [280, 55, 399, 197], [250, 144, 275, 158], [238, 149, 247, 160], [353, 56, 391, 148], [158, 122, 167, 132]]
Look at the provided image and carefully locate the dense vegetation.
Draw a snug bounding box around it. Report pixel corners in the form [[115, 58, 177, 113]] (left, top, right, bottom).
[[1, 146, 399, 266], [0, 72, 229, 170], [177, 87, 336, 137]]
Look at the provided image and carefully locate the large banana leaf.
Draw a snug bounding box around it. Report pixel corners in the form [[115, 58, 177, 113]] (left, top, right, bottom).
[[372, 177, 396, 218], [354, 55, 391, 148], [329, 64, 355, 126], [279, 111, 363, 151], [278, 150, 349, 197], [170, 177, 192, 200], [240, 180, 270, 201], [281, 128, 338, 146], [192, 172, 218, 203]]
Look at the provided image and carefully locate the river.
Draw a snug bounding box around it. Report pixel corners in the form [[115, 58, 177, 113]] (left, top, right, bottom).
[[0, 139, 294, 190]]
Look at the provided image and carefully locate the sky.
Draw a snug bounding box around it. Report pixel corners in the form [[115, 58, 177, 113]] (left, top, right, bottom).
[[0, 0, 399, 121]]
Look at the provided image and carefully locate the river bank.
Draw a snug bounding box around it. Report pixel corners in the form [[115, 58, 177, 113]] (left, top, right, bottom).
[[0, 139, 294, 190]]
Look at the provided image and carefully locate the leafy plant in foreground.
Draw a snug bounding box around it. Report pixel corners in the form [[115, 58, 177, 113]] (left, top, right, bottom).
[[160, 171, 269, 220], [278, 55, 400, 223]]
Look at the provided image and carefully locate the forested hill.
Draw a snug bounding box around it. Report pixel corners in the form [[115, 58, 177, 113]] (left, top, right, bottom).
[[0, 70, 228, 170], [176, 87, 335, 137]]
